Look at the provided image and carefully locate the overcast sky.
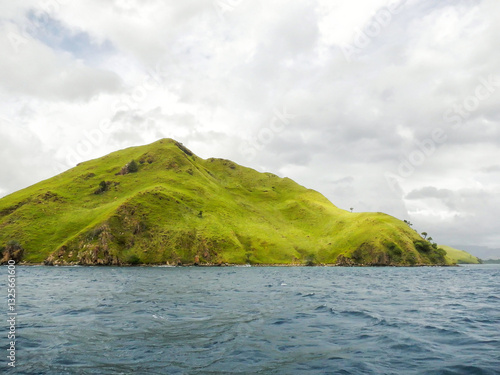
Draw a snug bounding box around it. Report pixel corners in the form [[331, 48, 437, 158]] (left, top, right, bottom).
[[1, 0, 499, 256]]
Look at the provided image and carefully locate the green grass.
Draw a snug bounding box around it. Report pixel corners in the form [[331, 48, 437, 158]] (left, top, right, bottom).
[[0, 138, 449, 266], [440, 245, 481, 264]]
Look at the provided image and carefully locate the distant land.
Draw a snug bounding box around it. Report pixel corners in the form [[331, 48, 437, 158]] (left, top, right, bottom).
[[0, 139, 477, 266], [439, 245, 481, 264], [453, 245, 500, 260]]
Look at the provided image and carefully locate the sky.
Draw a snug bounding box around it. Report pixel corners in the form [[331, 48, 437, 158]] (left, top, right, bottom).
[[1, 0, 499, 257]]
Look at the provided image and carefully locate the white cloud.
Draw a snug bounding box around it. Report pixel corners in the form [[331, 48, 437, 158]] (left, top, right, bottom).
[[0, 22, 122, 101], [1, 0, 500, 251]]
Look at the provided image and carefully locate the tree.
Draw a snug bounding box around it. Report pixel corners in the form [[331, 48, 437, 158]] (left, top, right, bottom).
[[421, 232, 428, 239], [127, 160, 138, 173], [350, 207, 354, 213], [427, 237, 433, 242]]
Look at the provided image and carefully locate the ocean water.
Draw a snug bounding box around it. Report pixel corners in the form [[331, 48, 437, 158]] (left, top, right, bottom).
[[5, 265, 500, 374]]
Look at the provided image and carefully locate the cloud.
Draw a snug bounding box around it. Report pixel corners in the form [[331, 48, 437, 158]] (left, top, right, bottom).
[[405, 186, 453, 200], [0, 21, 122, 101], [26, 13, 115, 64], [1, 0, 500, 249], [328, 176, 355, 185], [481, 165, 500, 173], [0, 124, 58, 195]]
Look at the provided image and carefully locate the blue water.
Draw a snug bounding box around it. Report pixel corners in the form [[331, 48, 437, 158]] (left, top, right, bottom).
[[5, 265, 500, 374]]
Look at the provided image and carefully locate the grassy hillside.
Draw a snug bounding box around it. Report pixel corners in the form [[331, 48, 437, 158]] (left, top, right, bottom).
[[440, 245, 481, 264], [0, 139, 449, 266]]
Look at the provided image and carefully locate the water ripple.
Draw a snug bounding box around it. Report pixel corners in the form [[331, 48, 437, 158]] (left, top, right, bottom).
[[9, 264, 500, 374]]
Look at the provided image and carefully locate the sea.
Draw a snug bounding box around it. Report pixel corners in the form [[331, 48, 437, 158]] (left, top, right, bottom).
[[5, 264, 500, 374]]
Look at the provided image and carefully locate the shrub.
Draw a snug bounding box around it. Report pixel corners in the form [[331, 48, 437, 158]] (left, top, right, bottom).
[[175, 141, 193, 156], [127, 160, 138, 173], [405, 252, 417, 265], [414, 240, 432, 253], [305, 253, 316, 266], [245, 251, 253, 264], [6, 240, 22, 249], [115, 234, 127, 246], [428, 247, 447, 264], [94, 181, 108, 194], [117, 160, 139, 175], [127, 254, 141, 265], [133, 221, 148, 235], [386, 242, 403, 262]]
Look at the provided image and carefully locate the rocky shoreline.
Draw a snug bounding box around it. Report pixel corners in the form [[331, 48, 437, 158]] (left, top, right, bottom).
[[12, 261, 456, 267]]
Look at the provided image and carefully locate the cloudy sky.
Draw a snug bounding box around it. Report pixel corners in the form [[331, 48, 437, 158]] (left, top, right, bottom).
[[1, 0, 499, 257]]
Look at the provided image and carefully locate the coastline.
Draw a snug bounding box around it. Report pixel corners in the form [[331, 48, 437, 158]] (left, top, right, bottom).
[[7, 262, 458, 267]]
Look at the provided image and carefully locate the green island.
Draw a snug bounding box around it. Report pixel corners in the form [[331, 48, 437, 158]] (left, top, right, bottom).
[[439, 245, 481, 264], [0, 139, 478, 266]]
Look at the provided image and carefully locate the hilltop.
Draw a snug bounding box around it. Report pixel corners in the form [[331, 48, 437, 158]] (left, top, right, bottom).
[[0, 139, 450, 266]]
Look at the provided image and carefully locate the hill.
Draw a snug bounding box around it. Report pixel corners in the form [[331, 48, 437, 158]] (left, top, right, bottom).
[[440, 245, 481, 264], [0, 139, 449, 266]]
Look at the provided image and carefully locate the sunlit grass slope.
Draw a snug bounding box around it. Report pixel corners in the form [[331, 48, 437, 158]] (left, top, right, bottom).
[[0, 139, 449, 265], [440, 245, 481, 264]]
